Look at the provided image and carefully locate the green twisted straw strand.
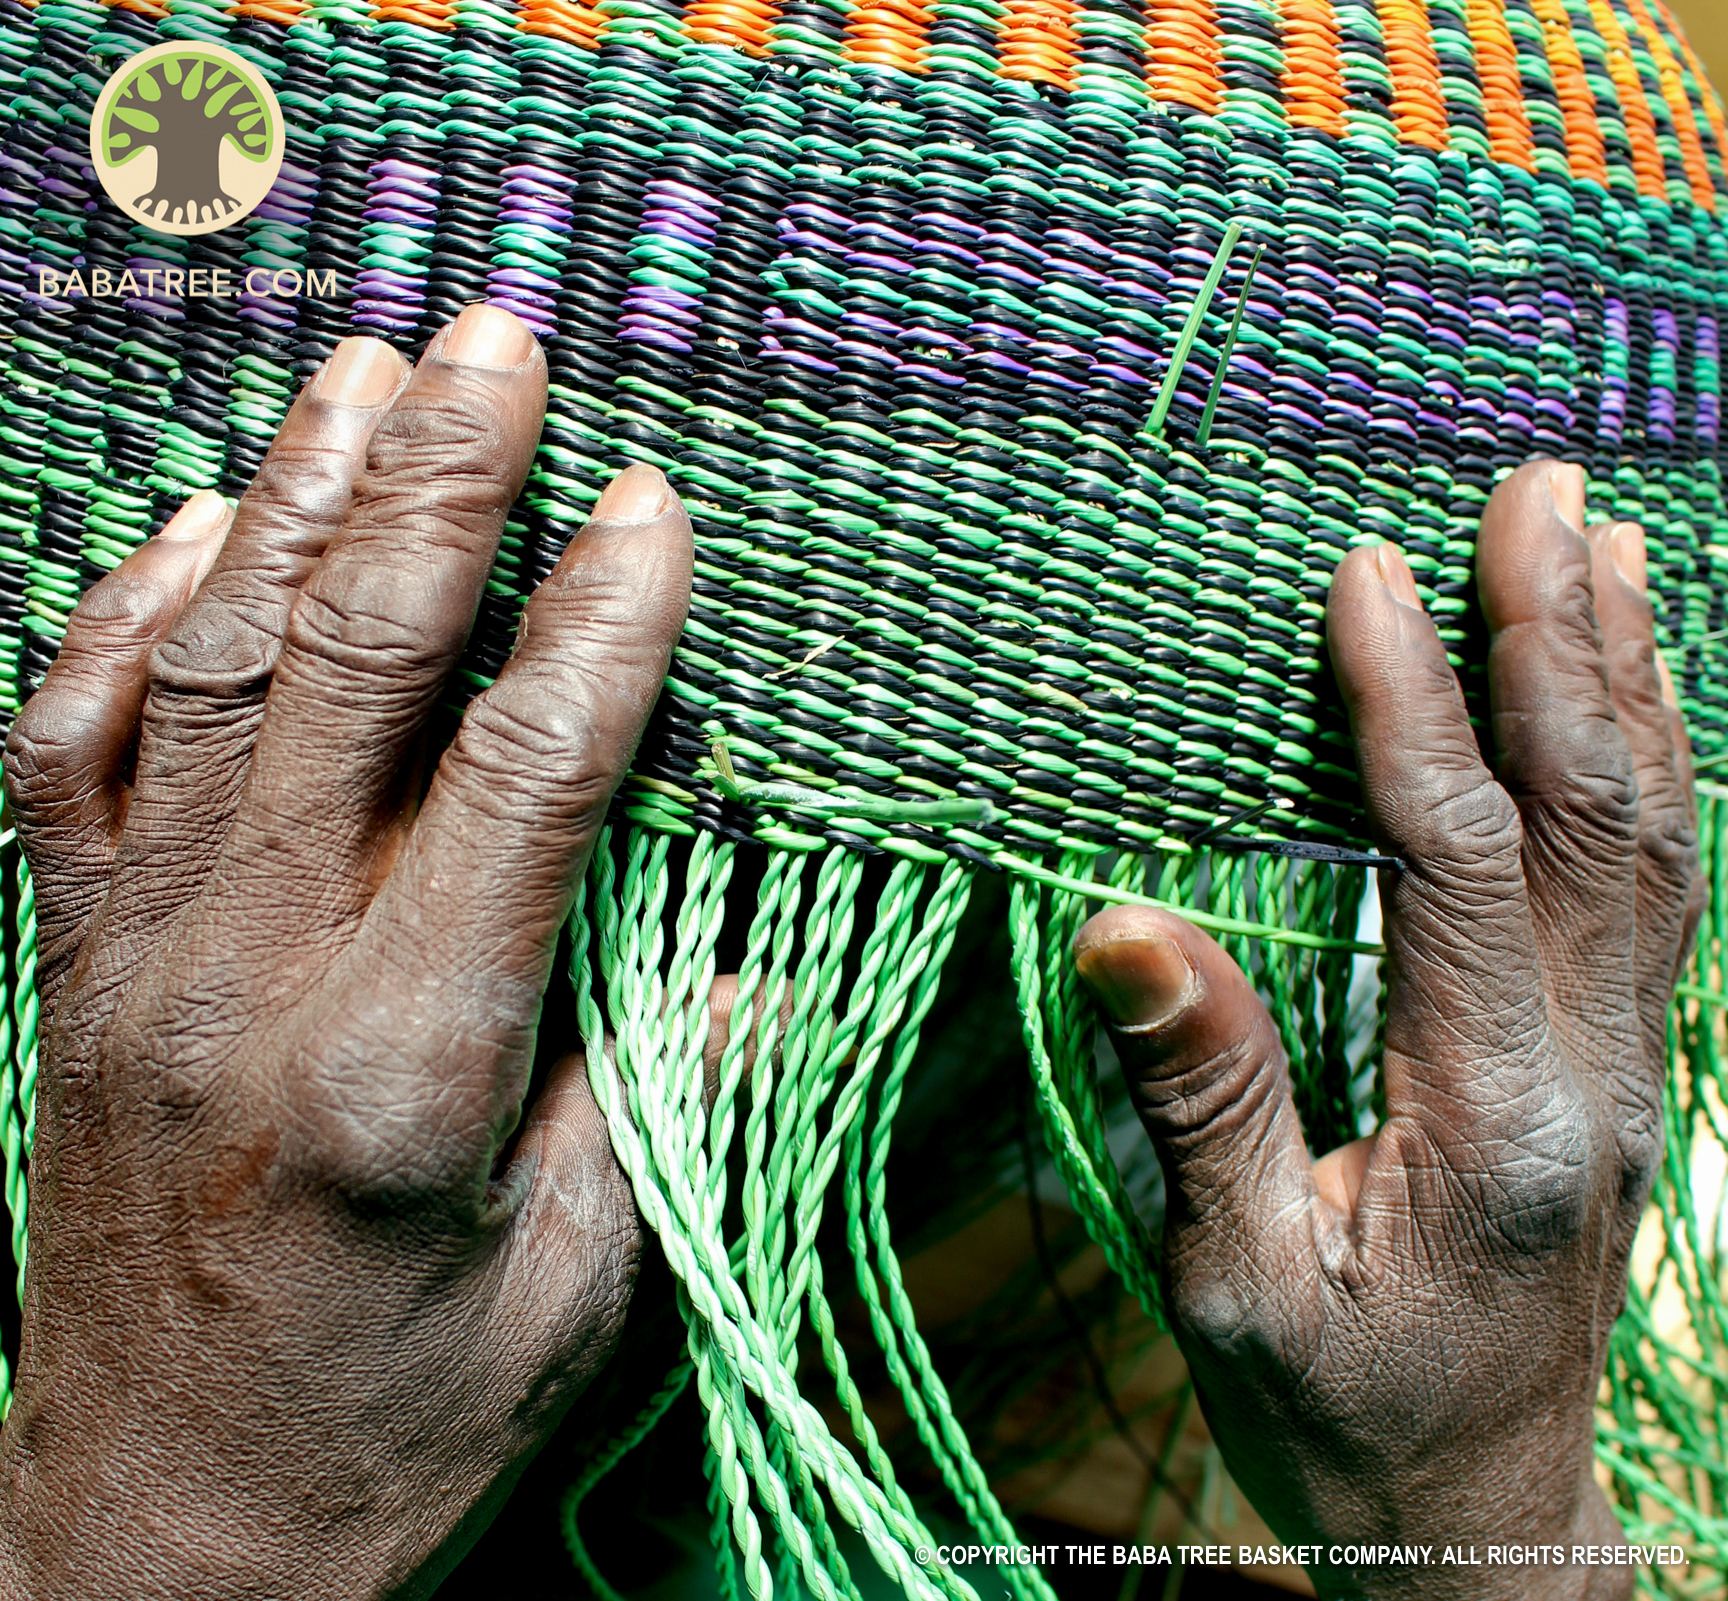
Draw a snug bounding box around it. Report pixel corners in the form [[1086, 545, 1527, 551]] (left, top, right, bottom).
[[576, 832, 965, 1601], [1011, 874, 1163, 1321], [561, 831, 1401, 1601], [843, 865, 1059, 1601], [0, 841, 12, 1419], [560, 1358, 695, 1601], [10, 851, 33, 1306], [1606, 788, 1728, 1596]]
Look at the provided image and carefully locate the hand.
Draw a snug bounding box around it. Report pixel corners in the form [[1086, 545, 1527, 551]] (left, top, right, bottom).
[[0, 306, 693, 1598], [1075, 461, 1699, 1600]]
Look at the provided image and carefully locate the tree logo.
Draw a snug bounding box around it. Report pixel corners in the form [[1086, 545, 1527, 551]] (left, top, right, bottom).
[[89, 42, 284, 236]]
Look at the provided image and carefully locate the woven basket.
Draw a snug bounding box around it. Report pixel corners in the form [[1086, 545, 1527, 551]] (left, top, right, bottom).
[[2, 0, 1726, 1592]]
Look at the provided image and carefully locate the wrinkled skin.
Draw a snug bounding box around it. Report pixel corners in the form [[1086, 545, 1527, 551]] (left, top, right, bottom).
[[0, 294, 1695, 1601], [1077, 462, 1702, 1600], [0, 308, 693, 1598]]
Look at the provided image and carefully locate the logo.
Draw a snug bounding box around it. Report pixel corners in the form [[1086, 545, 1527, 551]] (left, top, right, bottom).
[[89, 42, 284, 236]]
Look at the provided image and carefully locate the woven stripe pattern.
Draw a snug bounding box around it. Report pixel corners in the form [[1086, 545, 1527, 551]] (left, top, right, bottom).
[[5, 0, 1728, 867], [4, 1, 1728, 1594]]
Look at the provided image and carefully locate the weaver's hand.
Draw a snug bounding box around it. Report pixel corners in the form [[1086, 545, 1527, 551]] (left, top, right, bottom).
[[1076, 461, 1699, 1601], [0, 306, 693, 1599]]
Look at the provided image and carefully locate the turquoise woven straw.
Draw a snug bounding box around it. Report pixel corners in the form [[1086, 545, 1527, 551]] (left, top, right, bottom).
[[3, 0, 1728, 1592]]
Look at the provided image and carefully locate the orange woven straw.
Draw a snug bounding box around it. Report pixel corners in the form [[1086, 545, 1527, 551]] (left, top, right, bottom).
[[230, 0, 309, 19], [517, 0, 605, 48], [1143, 0, 1221, 115], [371, 0, 457, 25], [1279, 0, 1346, 138], [1652, 0, 1728, 177], [1380, 0, 1446, 150], [997, 0, 1079, 88], [843, 0, 931, 71], [1588, 0, 1669, 200], [1628, 0, 1716, 210], [1464, 0, 1535, 171], [686, 0, 780, 53], [1532, 0, 1608, 187]]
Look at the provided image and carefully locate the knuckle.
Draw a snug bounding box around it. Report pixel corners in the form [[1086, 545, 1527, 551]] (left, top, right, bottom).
[[246, 437, 362, 538], [1606, 633, 1663, 719], [98, 979, 240, 1122], [1490, 510, 1599, 643], [1494, 706, 1637, 837], [1169, 1268, 1252, 1353], [446, 678, 623, 828], [1128, 1019, 1285, 1149], [66, 560, 166, 638], [297, 1047, 467, 1204], [282, 584, 445, 690], [1550, 524, 1597, 626], [529, 535, 689, 665], [150, 598, 277, 704], [1467, 1112, 1594, 1255], [1484, 1167, 1590, 1256], [5, 688, 110, 812], [1561, 748, 1640, 837], [1613, 1101, 1664, 1213], [290, 980, 526, 1208], [1638, 802, 1700, 902], [1165, 1248, 1286, 1369], [501, 1110, 641, 1373], [358, 392, 514, 537], [145, 444, 357, 705], [1401, 772, 1525, 886]]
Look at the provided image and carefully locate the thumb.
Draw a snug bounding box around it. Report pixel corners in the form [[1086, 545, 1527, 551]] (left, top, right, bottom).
[[701, 973, 797, 1110], [491, 1051, 642, 1427], [1073, 907, 1319, 1305]]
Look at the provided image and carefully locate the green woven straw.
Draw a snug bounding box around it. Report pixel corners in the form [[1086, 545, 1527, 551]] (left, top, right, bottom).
[[1, 0, 1727, 1590]]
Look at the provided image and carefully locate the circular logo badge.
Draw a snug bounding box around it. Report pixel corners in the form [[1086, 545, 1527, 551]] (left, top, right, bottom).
[[89, 42, 284, 236]]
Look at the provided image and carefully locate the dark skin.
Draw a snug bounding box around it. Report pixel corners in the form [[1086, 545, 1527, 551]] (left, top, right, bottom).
[[0, 307, 687, 1597], [0, 305, 1697, 1598], [1076, 466, 1700, 1599]]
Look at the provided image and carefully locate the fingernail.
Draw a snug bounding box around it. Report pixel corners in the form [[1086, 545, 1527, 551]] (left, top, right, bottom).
[[1374, 543, 1421, 609], [1656, 652, 1680, 709], [314, 336, 403, 407], [442, 304, 535, 369], [592, 463, 672, 525], [1611, 522, 1648, 594], [156, 489, 229, 543], [1551, 461, 1586, 531], [1077, 935, 1196, 1031]]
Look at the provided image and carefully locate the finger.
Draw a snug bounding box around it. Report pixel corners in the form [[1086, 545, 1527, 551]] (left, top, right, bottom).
[[1312, 1131, 1377, 1216], [1659, 654, 1707, 979], [3, 493, 229, 1006], [1474, 462, 1640, 1051], [1586, 522, 1700, 1088], [1326, 542, 1567, 1141], [1659, 656, 1699, 822], [341, 464, 690, 1129], [702, 974, 795, 1108], [1074, 906, 1321, 1317], [110, 336, 409, 926], [206, 304, 547, 937]]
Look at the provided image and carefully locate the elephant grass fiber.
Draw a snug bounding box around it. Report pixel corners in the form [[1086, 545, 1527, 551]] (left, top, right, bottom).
[[1, 0, 1727, 1591]]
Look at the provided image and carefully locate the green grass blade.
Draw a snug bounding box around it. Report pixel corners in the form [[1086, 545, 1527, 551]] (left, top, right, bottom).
[[1145, 219, 1244, 440], [1195, 243, 1263, 449]]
